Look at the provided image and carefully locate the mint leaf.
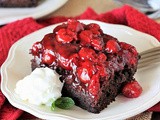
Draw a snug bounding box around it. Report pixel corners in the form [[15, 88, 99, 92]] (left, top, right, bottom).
[[51, 101, 56, 111], [55, 97, 75, 109]]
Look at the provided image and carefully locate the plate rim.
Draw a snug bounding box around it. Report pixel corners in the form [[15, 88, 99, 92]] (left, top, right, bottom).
[[1, 20, 160, 120]]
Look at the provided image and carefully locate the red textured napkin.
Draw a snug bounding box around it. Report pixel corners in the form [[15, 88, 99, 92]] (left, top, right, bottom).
[[0, 5, 160, 119]]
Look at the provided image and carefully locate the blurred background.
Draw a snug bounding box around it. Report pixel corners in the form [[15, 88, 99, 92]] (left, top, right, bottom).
[[52, 0, 160, 21], [0, 0, 160, 25]]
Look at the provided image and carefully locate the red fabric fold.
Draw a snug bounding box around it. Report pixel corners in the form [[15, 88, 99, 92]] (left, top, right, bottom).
[[148, 103, 160, 112], [0, 90, 5, 109], [0, 101, 23, 120], [0, 5, 160, 119]]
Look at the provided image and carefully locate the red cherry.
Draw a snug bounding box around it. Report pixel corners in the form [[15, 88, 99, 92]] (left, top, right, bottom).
[[129, 58, 137, 65], [79, 30, 93, 46], [53, 23, 67, 33], [91, 29, 101, 37], [31, 42, 42, 56], [58, 56, 72, 70], [86, 23, 100, 31], [77, 61, 96, 83], [122, 80, 142, 98], [43, 44, 54, 51], [77, 67, 91, 83], [88, 73, 100, 96], [56, 28, 73, 43], [42, 50, 56, 65], [105, 39, 120, 53], [96, 64, 108, 77], [120, 42, 138, 55], [78, 47, 96, 61], [130, 47, 138, 56], [86, 23, 103, 37], [98, 53, 107, 62], [120, 42, 132, 50], [91, 38, 103, 51], [67, 29, 77, 40], [96, 53, 108, 77], [69, 53, 79, 66], [67, 19, 84, 32]]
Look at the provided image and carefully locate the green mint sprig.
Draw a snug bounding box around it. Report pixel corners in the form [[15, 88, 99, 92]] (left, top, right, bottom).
[[51, 97, 75, 110]]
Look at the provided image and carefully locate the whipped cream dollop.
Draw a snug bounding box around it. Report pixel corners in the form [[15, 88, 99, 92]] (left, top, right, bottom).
[[15, 67, 63, 106]]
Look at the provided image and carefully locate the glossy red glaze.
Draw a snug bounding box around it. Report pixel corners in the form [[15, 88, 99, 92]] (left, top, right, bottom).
[[122, 80, 142, 98], [31, 19, 139, 97]]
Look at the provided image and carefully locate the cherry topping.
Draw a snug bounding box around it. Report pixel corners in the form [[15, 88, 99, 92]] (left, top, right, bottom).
[[79, 30, 93, 46], [86, 23, 102, 37], [77, 67, 91, 83], [77, 61, 96, 83], [67, 19, 84, 32], [91, 29, 101, 37], [96, 64, 107, 77], [58, 55, 72, 70], [56, 28, 73, 43], [31, 42, 42, 56], [120, 42, 138, 55], [120, 42, 132, 50], [42, 50, 56, 65], [31, 19, 140, 100], [91, 38, 103, 51], [78, 47, 96, 61], [122, 80, 142, 98], [69, 53, 79, 66], [86, 23, 100, 31], [89, 73, 100, 96], [66, 29, 78, 40], [130, 47, 138, 56], [105, 39, 121, 53], [98, 53, 107, 62], [53, 23, 67, 33]]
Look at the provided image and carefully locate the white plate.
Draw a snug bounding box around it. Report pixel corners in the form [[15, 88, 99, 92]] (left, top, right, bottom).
[[1, 20, 160, 120], [0, 0, 68, 25]]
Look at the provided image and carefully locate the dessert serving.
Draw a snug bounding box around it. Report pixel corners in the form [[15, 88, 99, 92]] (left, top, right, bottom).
[[30, 19, 142, 113]]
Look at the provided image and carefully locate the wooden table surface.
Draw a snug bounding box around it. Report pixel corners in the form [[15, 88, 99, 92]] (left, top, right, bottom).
[[50, 0, 160, 23], [49, 0, 160, 120]]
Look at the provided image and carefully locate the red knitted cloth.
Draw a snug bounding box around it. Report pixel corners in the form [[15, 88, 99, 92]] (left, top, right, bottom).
[[0, 5, 160, 119]]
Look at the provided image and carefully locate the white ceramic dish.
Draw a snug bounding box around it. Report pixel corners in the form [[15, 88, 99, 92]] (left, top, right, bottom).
[[0, 0, 68, 25], [1, 20, 160, 120]]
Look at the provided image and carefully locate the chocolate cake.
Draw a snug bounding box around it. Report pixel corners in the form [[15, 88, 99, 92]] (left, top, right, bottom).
[[30, 19, 139, 113], [0, 0, 38, 7]]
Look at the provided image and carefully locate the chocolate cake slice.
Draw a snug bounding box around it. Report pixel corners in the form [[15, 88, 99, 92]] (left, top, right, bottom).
[[30, 19, 139, 113], [0, 0, 38, 7]]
